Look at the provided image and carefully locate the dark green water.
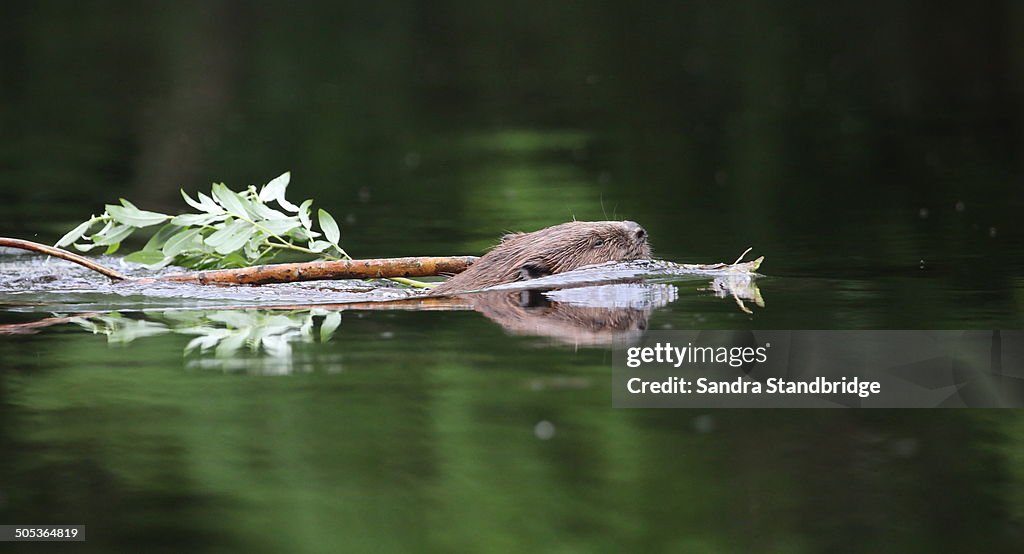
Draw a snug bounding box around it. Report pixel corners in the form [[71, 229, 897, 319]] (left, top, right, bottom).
[[2, 2, 1024, 552]]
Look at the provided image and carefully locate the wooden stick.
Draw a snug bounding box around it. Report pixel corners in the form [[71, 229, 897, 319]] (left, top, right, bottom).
[[1, 237, 476, 285], [149, 256, 478, 285], [0, 237, 128, 280]]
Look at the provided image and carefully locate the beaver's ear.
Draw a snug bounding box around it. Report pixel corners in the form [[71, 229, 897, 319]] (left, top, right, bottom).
[[500, 232, 524, 243], [518, 262, 551, 281]]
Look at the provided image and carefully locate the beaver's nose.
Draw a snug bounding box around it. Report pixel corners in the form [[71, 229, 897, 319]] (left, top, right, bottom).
[[623, 220, 647, 241]]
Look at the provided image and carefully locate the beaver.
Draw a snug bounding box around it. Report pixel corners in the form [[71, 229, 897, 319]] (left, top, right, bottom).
[[429, 220, 651, 295]]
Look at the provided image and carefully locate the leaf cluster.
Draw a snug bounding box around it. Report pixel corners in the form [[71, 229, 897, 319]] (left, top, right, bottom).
[[71, 308, 342, 360], [56, 172, 348, 270]]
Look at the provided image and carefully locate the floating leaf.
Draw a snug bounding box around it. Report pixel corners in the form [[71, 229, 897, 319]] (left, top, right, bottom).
[[318, 209, 340, 245]]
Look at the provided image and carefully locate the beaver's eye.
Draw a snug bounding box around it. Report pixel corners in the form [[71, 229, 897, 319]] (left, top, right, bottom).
[[593, 239, 605, 248]]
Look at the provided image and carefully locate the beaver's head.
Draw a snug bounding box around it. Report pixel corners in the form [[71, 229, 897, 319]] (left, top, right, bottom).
[[431, 220, 651, 294], [502, 220, 651, 278]]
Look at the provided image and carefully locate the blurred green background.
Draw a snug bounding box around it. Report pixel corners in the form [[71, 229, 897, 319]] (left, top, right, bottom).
[[3, 1, 1021, 272], [2, 1, 1024, 552]]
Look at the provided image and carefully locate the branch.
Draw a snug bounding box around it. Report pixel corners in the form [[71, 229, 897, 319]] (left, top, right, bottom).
[[0, 237, 128, 280], [1, 237, 475, 285], [148, 256, 478, 285]]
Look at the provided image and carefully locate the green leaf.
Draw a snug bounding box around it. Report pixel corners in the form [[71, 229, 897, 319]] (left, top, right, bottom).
[[290, 227, 318, 242], [55, 218, 96, 248], [260, 218, 300, 236], [144, 258, 175, 270], [124, 250, 169, 265], [211, 183, 251, 219], [181, 190, 202, 211], [276, 191, 299, 214], [90, 218, 114, 238], [171, 213, 225, 227], [182, 190, 225, 214], [297, 199, 313, 228], [259, 171, 300, 212], [197, 192, 223, 213], [105, 242, 120, 255], [244, 233, 264, 260], [124, 250, 175, 270], [72, 242, 102, 252], [308, 240, 333, 253], [143, 224, 180, 252], [92, 223, 135, 246], [220, 252, 250, 268], [318, 209, 340, 245], [106, 202, 169, 228], [162, 228, 204, 257], [249, 201, 289, 221], [204, 219, 253, 255]]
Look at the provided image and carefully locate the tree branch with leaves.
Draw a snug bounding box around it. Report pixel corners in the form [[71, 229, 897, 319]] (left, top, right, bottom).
[[42, 172, 447, 288]]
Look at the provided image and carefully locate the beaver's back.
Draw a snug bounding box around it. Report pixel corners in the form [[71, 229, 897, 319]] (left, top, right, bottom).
[[429, 220, 650, 295]]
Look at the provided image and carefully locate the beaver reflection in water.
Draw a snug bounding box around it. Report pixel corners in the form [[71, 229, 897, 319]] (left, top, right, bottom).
[[465, 289, 652, 345], [430, 220, 651, 295]]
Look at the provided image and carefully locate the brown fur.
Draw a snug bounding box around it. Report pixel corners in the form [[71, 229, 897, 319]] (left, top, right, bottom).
[[430, 220, 651, 295]]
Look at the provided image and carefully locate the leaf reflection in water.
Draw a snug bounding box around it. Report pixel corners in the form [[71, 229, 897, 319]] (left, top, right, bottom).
[[69, 309, 343, 373]]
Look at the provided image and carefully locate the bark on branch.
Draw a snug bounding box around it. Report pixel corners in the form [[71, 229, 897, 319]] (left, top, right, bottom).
[[149, 256, 478, 285]]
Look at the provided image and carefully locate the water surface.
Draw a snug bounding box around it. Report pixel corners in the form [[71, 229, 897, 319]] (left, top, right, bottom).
[[2, 2, 1024, 552]]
